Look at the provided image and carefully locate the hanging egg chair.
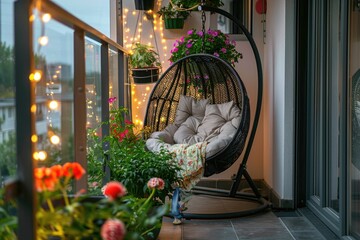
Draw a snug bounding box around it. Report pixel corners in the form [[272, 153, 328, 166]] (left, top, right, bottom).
[[144, 6, 269, 219]]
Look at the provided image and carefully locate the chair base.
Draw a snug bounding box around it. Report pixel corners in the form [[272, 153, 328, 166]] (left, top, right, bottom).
[[168, 186, 271, 220]]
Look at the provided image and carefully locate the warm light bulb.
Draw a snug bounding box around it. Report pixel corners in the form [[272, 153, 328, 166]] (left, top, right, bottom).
[[150, 35, 153, 38], [132, 11, 136, 15], [42, 13, 51, 23], [33, 152, 39, 160], [132, 91, 135, 95], [161, 39, 166, 43], [38, 151, 47, 161], [31, 135, 38, 143], [29, 70, 42, 82], [124, 8, 129, 13], [49, 100, 59, 110], [50, 135, 60, 145], [31, 104, 36, 113], [146, 86, 150, 91]]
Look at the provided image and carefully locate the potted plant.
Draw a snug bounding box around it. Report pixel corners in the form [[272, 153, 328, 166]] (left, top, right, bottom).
[[1, 162, 168, 239], [87, 97, 181, 202], [169, 28, 242, 66], [134, 0, 156, 11], [157, 4, 190, 29], [129, 43, 161, 84]]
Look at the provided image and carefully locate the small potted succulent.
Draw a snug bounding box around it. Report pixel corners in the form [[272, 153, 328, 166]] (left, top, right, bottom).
[[129, 43, 161, 84]]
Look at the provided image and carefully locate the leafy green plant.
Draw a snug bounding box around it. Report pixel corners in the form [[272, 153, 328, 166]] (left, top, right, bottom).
[[0, 189, 17, 240], [129, 43, 161, 69], [87, 97, 181, 201], [157, 3, 190, 20]]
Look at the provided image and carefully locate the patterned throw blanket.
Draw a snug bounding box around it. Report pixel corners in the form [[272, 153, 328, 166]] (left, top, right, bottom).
[[166, 142, 208, 190]]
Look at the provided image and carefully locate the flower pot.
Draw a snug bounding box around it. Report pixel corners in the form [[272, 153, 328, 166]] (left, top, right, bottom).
[[134, 0, 155, 10], [164, 18, 185, 29], [131, 67, 159, 84]]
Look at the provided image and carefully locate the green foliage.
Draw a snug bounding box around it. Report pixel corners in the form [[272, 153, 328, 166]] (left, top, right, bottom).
[[173, 0, 224, 9], [0, 189, 17, 240], [87, 100, 181, 201], [129, 43, 161, 69], [0, 42, 14, 98], [169, 28, 242, 65], [0, 133, 17, 178], [157, 4, 190, 19]]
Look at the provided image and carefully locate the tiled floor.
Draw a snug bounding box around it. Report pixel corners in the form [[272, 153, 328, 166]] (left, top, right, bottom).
[[158, 194, 338, 240]]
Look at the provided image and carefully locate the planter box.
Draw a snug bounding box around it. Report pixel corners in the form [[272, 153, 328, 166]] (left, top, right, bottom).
[[164, 18, 185, 29], [134, 0, 155, 10], [132, 67, 160, 84]]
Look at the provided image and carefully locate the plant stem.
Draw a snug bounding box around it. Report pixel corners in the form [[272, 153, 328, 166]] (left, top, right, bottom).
[[47, 198, 55, 213]]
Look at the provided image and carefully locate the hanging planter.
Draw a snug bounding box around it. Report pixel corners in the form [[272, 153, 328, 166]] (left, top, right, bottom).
[[134, 0, 155, 10], [129, 43, 161, 84], [164, 18, 185, 29], [131, 67, 160, 84]]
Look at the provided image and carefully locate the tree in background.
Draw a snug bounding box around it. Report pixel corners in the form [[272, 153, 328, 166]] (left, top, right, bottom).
[[0, 42, 14, 98]]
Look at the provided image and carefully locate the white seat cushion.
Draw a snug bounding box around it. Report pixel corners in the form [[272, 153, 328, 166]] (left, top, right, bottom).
[[146, 95, 241, 158]]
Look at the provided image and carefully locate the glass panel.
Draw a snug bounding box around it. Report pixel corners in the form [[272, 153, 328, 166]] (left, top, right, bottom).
[[0, 0, 16, 183], [33, 13, 74, 167], [350, 4, 360, 238], [0, 1, 17, 238], [51, 0, 111, 39], [109, 48, 119, 106], [327, 0, 341, 213], [85, 39, 102, 130]]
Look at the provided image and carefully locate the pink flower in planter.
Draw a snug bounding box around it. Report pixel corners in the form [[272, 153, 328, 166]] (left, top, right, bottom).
[[187, 30, 194, 35], [102, 181, 127, 200], [147, 177, 165, 190], [101, 219, 126, 240], [108, 97, 117, 104]]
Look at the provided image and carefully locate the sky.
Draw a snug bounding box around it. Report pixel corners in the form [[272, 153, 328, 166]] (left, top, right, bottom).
[[0, 0, 110, 65]]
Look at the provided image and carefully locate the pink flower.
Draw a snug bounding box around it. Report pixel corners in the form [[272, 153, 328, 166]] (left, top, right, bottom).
[[180, 36, 185, 43], [147, 177, 165, 190], [231, 40, 236, 46], [118, 129, 129, 141], [225, 39, 230, 45], [108, 97, 117, 104], [220, 48, 227, 53], [214, 52, 219, 57], [186, 43, 193, 48], [124, 120, 133, 125], [101, 219, 126, 240], [186, 50, 190, 55], [197, 31, 204, 37], [102, 181, 127, 200], [187, 30, 193, 35], [171, 47, 179, 53]]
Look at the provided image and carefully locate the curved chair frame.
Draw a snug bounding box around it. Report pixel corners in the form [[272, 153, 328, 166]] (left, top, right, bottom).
[[145, 6, 270, 219]]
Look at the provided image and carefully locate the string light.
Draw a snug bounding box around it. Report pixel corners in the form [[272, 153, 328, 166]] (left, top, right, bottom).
[[50, 135, 60, 145], [38, 36, 49, 46], [42, 13, 51, 23]]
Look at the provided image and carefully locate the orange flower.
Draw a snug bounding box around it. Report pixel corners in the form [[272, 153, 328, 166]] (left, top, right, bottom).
[[63, 162, 86, 180], [50, 165, 63, 178], [34, 167, 58, 192]]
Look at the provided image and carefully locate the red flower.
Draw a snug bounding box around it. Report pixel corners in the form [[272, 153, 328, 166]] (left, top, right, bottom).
[[102, 181, 127, 200], [50, 165, 63, 178], [124, 120, 133, 125], [63, 162, 86, 180], [118, 129, 129, 142], [101, 219, 126, 240], [147, 177, 165, 190]]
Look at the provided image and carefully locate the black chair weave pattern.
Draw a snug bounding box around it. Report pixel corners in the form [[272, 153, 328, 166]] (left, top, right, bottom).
[[144, 54, 250, 176]]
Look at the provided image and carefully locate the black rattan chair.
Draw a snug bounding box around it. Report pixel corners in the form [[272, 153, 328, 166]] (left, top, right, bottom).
[[144, 6, 270, 219], [144, 54, 250, 177]]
